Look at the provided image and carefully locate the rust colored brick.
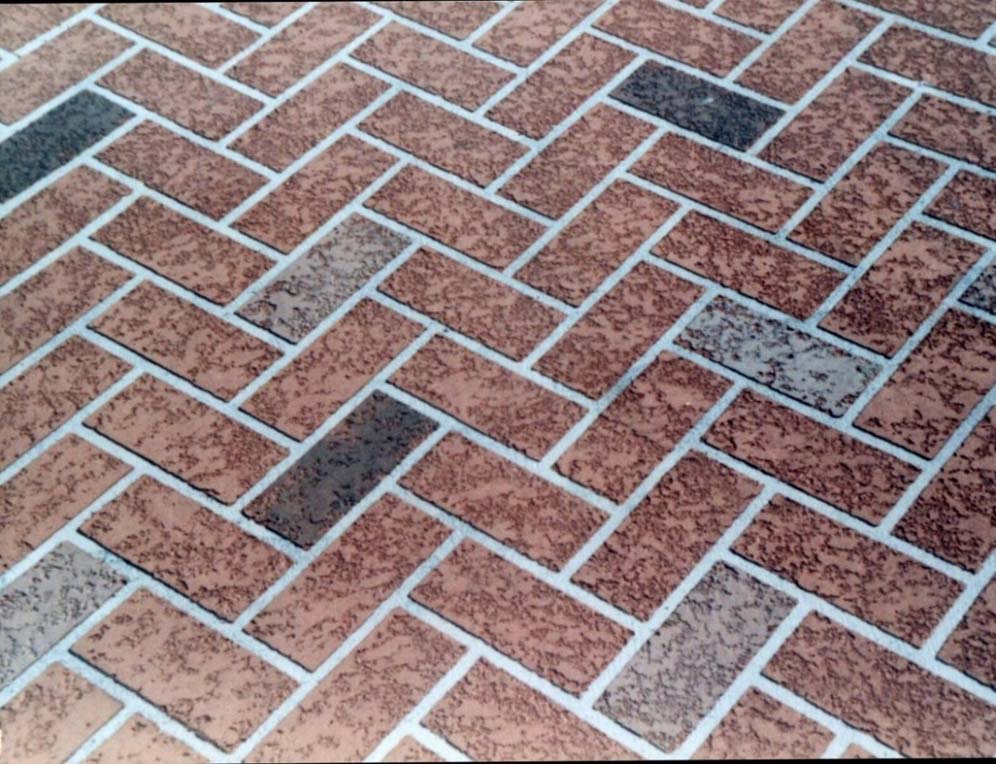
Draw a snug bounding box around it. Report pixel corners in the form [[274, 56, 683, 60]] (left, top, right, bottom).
[[928, 171, 996, 241], [376, 1, 501, 40], [392, 335, 584, 460], [892, 95, 996, 173], [939, 578, 996, 688], [717, 0, 803, 32], [0, 5, 87, 49], [222, 3, 304, 26], [475, 0, 604, 66], [87, 715, 208, 764], [862, 0, 995, 39], [246, 610, 464, 763]]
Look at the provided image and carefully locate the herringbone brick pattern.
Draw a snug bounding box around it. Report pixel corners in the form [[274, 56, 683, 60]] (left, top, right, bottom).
[[1, 1, 996, 761]]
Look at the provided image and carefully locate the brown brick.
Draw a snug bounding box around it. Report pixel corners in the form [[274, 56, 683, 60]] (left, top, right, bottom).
[[892, 95, 996, 173], [86, 374, 287, 504], [236, 136, 395, 254], [383, 737, 442, 763], [73, 589, 295, 752], [401, 433, 604, 570], [0, 5, 87, 49], [242, 299, 422, 440], [87, 715, 208, 764], [222, 2, 304, 26], [717, 0, 804, 32], [246, 610, 464, 763], [632, 133, 811, 232], [475, 0, 604, 66], [366, 165, 546, 268], [412, 540, 631, 694], [376, 1, 500, 39], [515, 180, 678, 306], [80, 476, 292, 621], [864, 0, 995, 37], [392, 335, 584, 460], [247, 494, 449, 670], [380, 247, 563, 361], [856, 310, 996, 458], [939, 578, 996, 688], [764, 612, 996, 757], [928, 171, 996, 240], [706, 390, 918, 523]]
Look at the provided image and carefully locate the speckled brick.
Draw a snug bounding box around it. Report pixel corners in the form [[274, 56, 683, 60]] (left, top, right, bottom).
[[381, 248, 561, 361], [376, 1, 500, 40], [475, 0, 603, 66], [738, 1, 878, 103], [100, 49, 262, 140], [230, 2, 377, 96], [242, 299, 422, 440], [222, 2, 304, 26], [86, 374, 287, 505], [595, 0, 758, 77], [0, 21, 129, 124], [820, 222, 984, 356], [706, 390, 919, 523], [653, 211, 843, 320], [863, 0, 995, 39], [244, 392, 436, 547], [383, 737, 442, 762], [0, 664, 121, 764], [412, 540, 631, 695], [361, 92, 527, 187], [239, 214, 409, 342], [538, 262, 700, 397], [597, 562, 794, 751], [856, 309, 996, 458], [939, 578, 996, 688], [93, 197, 273, 305], [0, 166, 127, 285], [716, 0, 803, 32], [73, 589, 296, 752], [764, 612, 996, 757], [0, 543, 126, 687], [927, 171, 996, 241], [487, 34, 634, 139], [0, 434, 129, 574], [366, 165, 546, 268], [424, 660, 636, 760], [91, 281, 280, 400], [86, 715, 208, 764], [353, 22, 514, 110], [246, 609, 464, 763], [963, 264, 996, 314], [247, 494, 449, 669], [0, 5, 87, 49], [693, 688, 833, 759], [0, 246, 131, 373], [500, 104, 654, 219], [894, 406, 996, 571], [0, 337, 130, 471], [678, 296, 879, 416], [892, 95, 996, 173], [232, 64, 389, 171], [99, 122, 267, 220], [401, 433, 603, 570], [573, 452, 760, 619], [761, 68, 909, 181], [81, 476, 291, 621], [392, 335, 583, 460], [516, 180, 677, 306], [632, 132, 811, 232]]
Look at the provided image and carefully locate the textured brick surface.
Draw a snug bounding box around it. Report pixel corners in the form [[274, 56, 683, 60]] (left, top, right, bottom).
[[893, 95, 996, 173], [86, 715, 208, 764], [939, 578, 996, 688], [928, 171, 996, 240]]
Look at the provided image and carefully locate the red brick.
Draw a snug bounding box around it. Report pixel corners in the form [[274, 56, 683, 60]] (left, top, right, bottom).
[[595, 0, 758, 76], [0, 5, 87, 49], [247, 494, 450, 670], [939, 578, 996, 688], [706, 390, 919, 523], [86, 374, 287, 504], [820, 223, 984, 356], [863, 0, 995, 40], [222, 2, 304, 26], [632, 132, 811, 232], [857, 310, 996, 458], [246, 610, 464, 763], [412, 540, 631, 694], [717, 0, 804, 32], [791, 143, 945, 264], [0, 246, 131, 373], [232, 64, 389, 171], [73, 589, 296, 752], [500, 104, 654, 219], [235, 135, 395, 254], [475, 0, 604, 66], [928, 171, 996, 240], [360, 92, 527, 187], [0, 337, 130, 471], [573, 452, 760, 619], [734, 495, 962, 645], [380, 247, 563, 361], [738, 1, 878, 103], [515, 180, 678, 306], [764, 612, 996, 757], [392, 335, 584, 460], [0, 21, 130, 124], [487, 34, 634, 139], [353, 22, 514, 110], [383, 738, 442, 763], [400, 433, 604, 570], [242, 299, 422, 440], [892, 96, 996, 173], [366, 165, 546, 268], [99, 122, 267, 220], [376, 1, 501, 40], [87, 715, 208, 764]]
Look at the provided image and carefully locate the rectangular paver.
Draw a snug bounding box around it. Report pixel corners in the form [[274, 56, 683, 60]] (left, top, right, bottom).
[[939, 578, 996, 689], [928, 171, 996, 241], [474, 0, 603, 66], [87, 715, 208, 764], [892, 95, 996, 173]]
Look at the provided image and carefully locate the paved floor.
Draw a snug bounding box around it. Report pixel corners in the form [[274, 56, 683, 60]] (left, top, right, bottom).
[[1, 1, 996, 761]]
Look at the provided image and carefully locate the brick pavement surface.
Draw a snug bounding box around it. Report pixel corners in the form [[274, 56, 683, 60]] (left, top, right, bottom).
[[0, 1, 995, 761]]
